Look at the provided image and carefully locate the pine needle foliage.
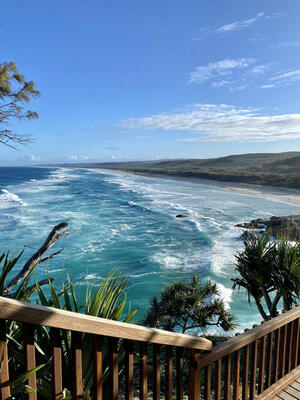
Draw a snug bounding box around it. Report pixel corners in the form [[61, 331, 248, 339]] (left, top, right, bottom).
[[0, 61, 39, 148], [143, 276, 235, 334]]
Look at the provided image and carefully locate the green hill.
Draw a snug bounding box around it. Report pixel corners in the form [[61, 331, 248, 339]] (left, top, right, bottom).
[[61, 152, 300, 189]]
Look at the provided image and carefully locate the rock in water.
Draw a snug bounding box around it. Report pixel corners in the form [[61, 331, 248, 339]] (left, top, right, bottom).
[[176, 214, 188, 218], [236, 215, 300, 240]]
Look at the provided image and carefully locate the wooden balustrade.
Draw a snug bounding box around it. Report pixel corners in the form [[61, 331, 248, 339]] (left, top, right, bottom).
[[0, 296, 299, 400], [196, 305, 300, 399], [0, 297, 211, 400]]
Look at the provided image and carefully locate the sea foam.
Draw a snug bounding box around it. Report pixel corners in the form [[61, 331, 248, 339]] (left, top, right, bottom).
[[0, 189, 25, 208]]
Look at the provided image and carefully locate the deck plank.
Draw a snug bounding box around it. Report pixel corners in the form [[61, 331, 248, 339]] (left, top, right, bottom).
[[290, 382, 300, 392], [284, 386, 300, 399], [277, 391, 298, 400], [256, 366, 300, 400]]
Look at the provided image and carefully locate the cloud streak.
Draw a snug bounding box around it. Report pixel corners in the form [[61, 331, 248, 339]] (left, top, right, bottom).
[[215, 12, 265, 34], [271, 69, 300, 83], [68, 155, 91, 161], [189, 58, 255, 84], [119, 104, 300, 143], [196, 11, 285, 40], [188, 58, 300, 90], [270, 41, 300, 49]]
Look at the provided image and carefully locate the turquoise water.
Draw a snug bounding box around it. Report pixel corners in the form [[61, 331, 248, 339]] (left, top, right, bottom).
[[1, 167, 300, 333]]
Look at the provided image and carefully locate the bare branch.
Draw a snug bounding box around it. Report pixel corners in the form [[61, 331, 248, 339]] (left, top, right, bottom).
[[4, 222, 69, 294], [26, 278, 54, 294], [5, 278, 54, 298], [39, 249, 64, 264]]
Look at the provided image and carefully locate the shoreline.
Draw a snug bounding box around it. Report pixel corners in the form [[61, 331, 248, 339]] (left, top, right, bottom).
[[225, 186, 300, 202], [70, 166, 300, 204]]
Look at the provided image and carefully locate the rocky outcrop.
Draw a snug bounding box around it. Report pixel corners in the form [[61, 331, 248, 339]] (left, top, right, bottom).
[[236, 215, 300, 241]]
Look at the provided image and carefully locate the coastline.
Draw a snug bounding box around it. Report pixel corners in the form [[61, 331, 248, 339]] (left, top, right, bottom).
[[76, 166, 300, 205], [225, 186, 300, 202]]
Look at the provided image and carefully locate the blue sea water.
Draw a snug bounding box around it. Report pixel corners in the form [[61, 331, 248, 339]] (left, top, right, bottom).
[[1, 166, 300, 333]]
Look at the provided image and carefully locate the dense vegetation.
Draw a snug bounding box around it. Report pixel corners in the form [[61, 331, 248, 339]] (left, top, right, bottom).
[[0, 248, 138, 399], [143, 277, 235, 333], [1, 225, 300, 398], [65, 152, 300, 189], [232, 231, 300, 320]]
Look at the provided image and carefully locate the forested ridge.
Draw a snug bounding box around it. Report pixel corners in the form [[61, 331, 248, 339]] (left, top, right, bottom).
[[61, 152, 300, 189]]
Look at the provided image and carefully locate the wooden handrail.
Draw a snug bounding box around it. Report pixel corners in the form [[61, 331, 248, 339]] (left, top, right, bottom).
[[0, 296, 212, 350], [197, 305, 300, 368]]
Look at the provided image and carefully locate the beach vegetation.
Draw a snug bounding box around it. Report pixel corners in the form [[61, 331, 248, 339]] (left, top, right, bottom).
[[75, 152, 300, 190], [0, 223, 138, 398], [232, 231, 300, 320], [0, 61, 39, 148], [143, 276, 235, 334]]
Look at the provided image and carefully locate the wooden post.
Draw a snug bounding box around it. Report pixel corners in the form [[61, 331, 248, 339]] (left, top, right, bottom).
[[265, 332, 273, 389], [223, 354, 231, 400], [272, 329, 280, 384], [286, 322, 293, 373], [233, 349, 240, 400], [23, 323, 37, 400], [242, 345, 249, 400], [165, 346, 173, 400], [214, 359, 221, 400], [50, 328, 63, 400], [176, 347, 183, 400], [93, 335, 103, 400], [250, 340, 258, 400], [279, 325, 287, 378], [153, 344, 160, 400], [204, 365, 211, 400], [0, 320, 10, 400], [110, 338, 118, 400], [257, 335, 266, 394], [125, 340, 133, 400], [291, 318, 299, 369], [139, 342, 147, 400], [188, 349, 200, 400], [71, 331, 83, 400]]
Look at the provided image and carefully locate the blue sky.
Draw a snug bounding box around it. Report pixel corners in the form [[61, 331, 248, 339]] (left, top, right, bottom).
[[1, 0, 300, 165]]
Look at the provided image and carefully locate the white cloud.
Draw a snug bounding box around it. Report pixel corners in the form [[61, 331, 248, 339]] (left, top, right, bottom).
[[189, 58, 300, 90], [215, 12, 264, 34], [212, 80, 230, 87], [68, 155, 91, 161], [259, 84, 275, 89], [189, 58, 255, 84], [271, 70, 300, 83], [270, 41, 300, 49], [106, 146, 120, 150], [119, 103, 300, 143], [195, 12, 285, 40], [251, 65, 270, 74], [134, 135, 153, 139], [28, 155, 40, 161]]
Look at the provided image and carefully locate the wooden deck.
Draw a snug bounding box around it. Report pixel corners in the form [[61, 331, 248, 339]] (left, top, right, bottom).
[[275, 378, 300, 400], [256, 366, 300, 400]]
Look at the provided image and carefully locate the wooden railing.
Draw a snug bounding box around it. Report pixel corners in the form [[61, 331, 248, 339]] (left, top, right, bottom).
[[0, 297, 299, 400], [194, 305, 300, 400], [0, 296, 211, 400]]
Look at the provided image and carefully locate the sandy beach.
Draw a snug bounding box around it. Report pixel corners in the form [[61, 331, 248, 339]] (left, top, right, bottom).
[[225, 186, 300, 203]]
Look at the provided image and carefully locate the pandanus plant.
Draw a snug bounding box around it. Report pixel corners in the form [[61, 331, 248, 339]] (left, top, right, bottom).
[[232, 231, 300, 321], [0, 223, 138, 399], [33, 271, 137, 399]]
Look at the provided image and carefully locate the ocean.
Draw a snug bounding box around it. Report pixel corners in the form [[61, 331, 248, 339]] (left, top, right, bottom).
[[1, 166, 300, 334]]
